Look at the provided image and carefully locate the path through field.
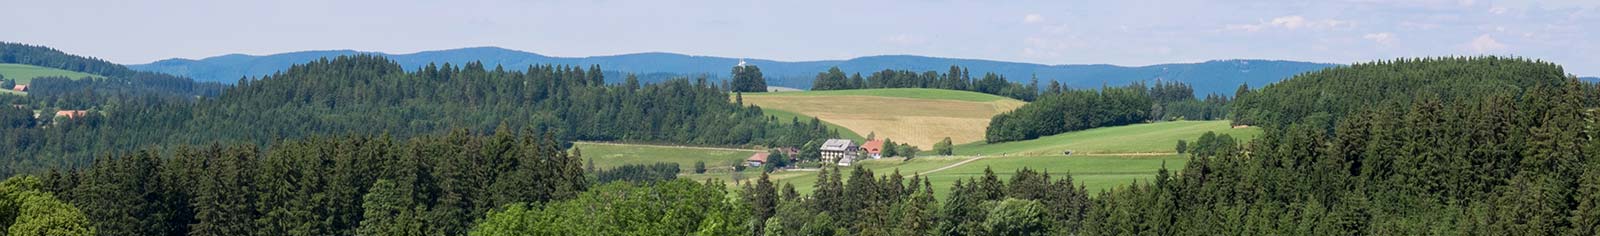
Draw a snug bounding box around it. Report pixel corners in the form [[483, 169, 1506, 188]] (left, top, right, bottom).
[[920, 156, 987, 175]]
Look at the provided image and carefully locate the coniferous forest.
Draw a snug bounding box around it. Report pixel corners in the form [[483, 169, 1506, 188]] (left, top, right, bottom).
[[4, 40, 1600, 236], [0, 54, 842, 176]]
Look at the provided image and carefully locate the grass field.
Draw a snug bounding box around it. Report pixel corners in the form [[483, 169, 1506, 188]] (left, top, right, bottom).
[[0, 63, 102, 84], [923, 155, 1187, 196], [758, 108, 866, 142], [765, 154, 1185, 199], [573, 142, 759, 173], [955, 120, 1262, 156], [742, 88, 1026, 147], [763, 120, 1258, 199], [581, 120, 1260, 200], [753, 88, 1018, 102]]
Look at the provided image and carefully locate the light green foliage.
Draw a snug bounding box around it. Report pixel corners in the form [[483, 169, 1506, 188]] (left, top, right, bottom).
[[1, 176, 93, 236], [7, 192, 93, 236], [983, 199, 1048, 236]]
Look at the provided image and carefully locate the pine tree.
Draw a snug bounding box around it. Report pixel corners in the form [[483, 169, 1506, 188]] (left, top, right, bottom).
[[356, 179, 427, 236], [751, 172, 778, 234]]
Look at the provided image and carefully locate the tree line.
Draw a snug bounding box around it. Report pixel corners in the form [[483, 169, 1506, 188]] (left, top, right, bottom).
[[810, 66, 1041, 101], [0, 55, 845, 176]]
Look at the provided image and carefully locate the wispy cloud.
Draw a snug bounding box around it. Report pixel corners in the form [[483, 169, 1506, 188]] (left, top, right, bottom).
[[1363, 32, 1395, 46], [1226, 15, 1352, 32], [1023, 14, 1044, 24], [1465, 34, 1507, 53]]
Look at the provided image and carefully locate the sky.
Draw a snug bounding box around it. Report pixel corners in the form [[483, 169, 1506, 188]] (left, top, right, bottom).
[[3, 0, 1598, 75]]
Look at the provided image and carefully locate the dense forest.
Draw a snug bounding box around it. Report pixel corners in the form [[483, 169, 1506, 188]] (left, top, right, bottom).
[[1, 129, 587, 236], [1083, 57, 1600, 234], [0, 54, 843, 176], [810, 66, 1041, 101], [984, 81, 1229, 143]]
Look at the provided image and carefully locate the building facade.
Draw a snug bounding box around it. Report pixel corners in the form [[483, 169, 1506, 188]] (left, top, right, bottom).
[[819, 139, 857, 165]]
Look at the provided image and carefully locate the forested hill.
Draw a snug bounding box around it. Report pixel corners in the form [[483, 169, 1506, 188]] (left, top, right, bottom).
[[0, 55, 842, 176], [130, 46, 1336, 95], [1230, 57, 1588, 128], [1082, 57, 1600, 235]]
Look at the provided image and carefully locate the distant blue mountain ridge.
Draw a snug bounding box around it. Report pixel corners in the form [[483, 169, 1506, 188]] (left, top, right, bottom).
[[130, 46, 1342, 95]]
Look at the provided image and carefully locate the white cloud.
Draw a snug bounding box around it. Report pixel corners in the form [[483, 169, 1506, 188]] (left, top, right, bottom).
[[1489, 6, 1508, 15], [1271, 16, 1309, 29], [1023, 14, 1045, 24], [1363, 32, 1395, 45], [1225, 15, 1352, 32], [1465, 34, 1507, 53]]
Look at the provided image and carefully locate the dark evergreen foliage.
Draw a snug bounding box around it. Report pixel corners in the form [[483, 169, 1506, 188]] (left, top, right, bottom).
[[0, 55, 842, 176], [593, 163, 679, 184], [44, 129, 585, 236], [811, 66, 1040, 101]]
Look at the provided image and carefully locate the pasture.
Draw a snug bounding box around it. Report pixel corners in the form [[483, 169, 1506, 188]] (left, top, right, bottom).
[[955, 120, 1262, 156], [741, 88, 1026, 148], [573, 142, 759, 174], [0, 63, 103, 84]]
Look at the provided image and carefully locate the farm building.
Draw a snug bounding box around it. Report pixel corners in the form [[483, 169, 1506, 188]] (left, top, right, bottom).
[[746, 152, 769, 167], [11, 84, 26, 92], [819, 139, 858, 165], [860, 139, 885, 159], [55, 110, 88, 119]]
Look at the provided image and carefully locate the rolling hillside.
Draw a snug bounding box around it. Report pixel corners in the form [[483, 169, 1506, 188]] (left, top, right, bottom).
[[956, 120, 1261, 156], [130, 47, 1337, 95], [771, 120, 1261, 198], [0, 63, 104, 84], [741, 88, 1025, 147]]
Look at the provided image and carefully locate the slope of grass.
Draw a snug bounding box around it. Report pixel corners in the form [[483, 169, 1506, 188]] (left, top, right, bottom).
[[758, 108, 865, 142], [925, 155, 1188, 196], [773, 156, 971, 194], [755, 88, 1016, 102], [0, 63, 103, 84], [742, 88, 1026, 147], [573, 142, 759, 174], [954, 120, 1262, 156], [766, 154, 1184, 199]]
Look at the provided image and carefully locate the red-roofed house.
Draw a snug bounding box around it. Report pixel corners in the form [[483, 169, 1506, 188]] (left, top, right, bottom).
[[746, 152, 770, 167], [55, 110, 88, 119], [861, 139, 885, 159], [12, 84, 27, 92]]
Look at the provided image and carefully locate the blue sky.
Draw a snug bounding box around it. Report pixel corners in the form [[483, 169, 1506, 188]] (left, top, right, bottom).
[[4, 0, 1598, 75]]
